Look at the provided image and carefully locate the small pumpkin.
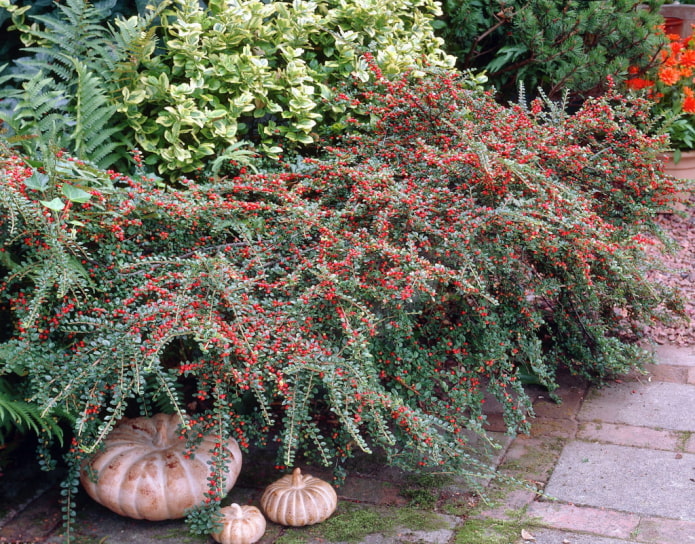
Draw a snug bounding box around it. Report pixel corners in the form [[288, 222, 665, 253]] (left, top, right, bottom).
[[80, 413, 242, 520], [211, 503, 266, 544], [260, 467, 337, 526]]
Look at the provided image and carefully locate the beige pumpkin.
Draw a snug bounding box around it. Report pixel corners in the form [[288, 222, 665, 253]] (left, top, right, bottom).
[[211, 503, 266, 544], [80, 413, 242, 520], [260, 467, 337, 526]]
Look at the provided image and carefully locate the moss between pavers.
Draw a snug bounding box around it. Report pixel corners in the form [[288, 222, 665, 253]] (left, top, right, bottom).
[[400, 472, 455, 509], [454, 517, 528, 544], [676, 430, 692, 452], [274, 502, 451, 544]]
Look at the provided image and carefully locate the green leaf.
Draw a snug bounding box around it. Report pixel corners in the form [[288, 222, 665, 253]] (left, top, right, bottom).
[[61, 184, 92, 204], [24, 172, 50, 192], [40, 198, 66, 211]]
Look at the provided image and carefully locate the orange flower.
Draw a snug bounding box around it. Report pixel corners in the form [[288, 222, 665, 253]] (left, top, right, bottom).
[[630, 23, 695, 149], [658, 66, 681, 86], [626, 77, 654, 90], [661, 49, 678, 66], [684, 87, 695, 114], [681, 49, 695, 68]]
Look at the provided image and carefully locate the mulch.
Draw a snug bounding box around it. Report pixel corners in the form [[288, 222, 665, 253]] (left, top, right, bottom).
[[645, 192, 695, 346]]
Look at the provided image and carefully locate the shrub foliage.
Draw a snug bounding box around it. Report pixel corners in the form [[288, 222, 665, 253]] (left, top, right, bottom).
[[1, 0, 453, 175], [0, 68, 684, 526], [436, 0, 667, 100]]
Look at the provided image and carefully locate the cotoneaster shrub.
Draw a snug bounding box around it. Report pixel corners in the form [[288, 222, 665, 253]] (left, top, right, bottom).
[[0, 67, 684, 532]]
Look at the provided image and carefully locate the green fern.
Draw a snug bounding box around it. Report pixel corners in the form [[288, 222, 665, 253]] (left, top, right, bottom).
[[13, 0, 118, 82], [0, 71, 72, 155], [1, 0, 134, 168], [0, 376, 67, 446], [72, 58, 129, 168]]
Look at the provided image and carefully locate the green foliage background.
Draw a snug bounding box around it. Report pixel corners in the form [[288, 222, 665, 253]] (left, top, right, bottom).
[[1, 0, 453, 175], [436, 0, 668, 100]]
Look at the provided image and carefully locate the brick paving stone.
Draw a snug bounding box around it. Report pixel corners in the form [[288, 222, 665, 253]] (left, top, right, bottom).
[[336, 477, 408, 506], [357, 518, 458, 544], [299, 512, 459, 544], [636, 517, 695, 544], [532, 386, 588, 420], [482, 412, 507, 433], [525, 502, 640, 539], [0, 488, 61, 543], [577, 422, 681, 451], [499, 436, 565, 485], [42, 505, 207, 544], [528, 418, 578, 439], [530, 528, 640, 544], [472, 489, 538, 521]]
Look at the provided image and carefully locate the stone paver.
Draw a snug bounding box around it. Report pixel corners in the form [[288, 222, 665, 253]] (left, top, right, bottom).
[[531, 379, 589, 420], [638, 363, 690, 383], [356, 517, 459, 544], [544, 441, 695, 521], [0, 488, 61, 543], [298, 515, 459, 544], [472, 489, 538, 521], [636, 517, 695, 544], [578, 381, 695, 431], [577, 421, 682, 451], [526, 502, 640, 539], [530, 528, 639, 544], [649, 345, 695, 366], [527, 417, 578, 439]]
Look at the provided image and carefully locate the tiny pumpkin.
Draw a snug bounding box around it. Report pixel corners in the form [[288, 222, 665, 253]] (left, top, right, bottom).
[[260, 467, 337, 526], [211, 503, 266, 544], [80, 413, 242, 520]]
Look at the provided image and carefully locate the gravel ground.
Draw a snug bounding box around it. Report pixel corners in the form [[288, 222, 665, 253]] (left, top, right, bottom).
[[645, 193, 695, 346]]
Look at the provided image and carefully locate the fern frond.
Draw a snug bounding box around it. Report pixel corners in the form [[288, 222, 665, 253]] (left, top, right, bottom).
[[0, 377, 66, 446], [20, 0, 118, 80], [0, 72, 72, 159], [72, 58, 129, 167], [0, 71, 70, 138]]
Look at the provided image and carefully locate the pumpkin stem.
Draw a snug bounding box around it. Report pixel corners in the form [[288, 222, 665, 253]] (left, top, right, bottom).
[[152, 417, 169, 448], [291, 467, 303, 487], [230, 503, 243, 518]]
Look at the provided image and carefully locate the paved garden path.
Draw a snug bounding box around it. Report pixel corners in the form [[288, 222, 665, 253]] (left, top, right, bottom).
[[474, 343, 695, 544], [1, 344, 693, 544]]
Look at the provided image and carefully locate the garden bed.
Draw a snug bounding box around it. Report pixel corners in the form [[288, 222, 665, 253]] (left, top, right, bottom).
[[646, 193, 695, 345]]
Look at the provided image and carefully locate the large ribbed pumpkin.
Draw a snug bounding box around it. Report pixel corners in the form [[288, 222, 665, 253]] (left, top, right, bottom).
[[80, 413, 242, 520], [260, 468, 337, 526]]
